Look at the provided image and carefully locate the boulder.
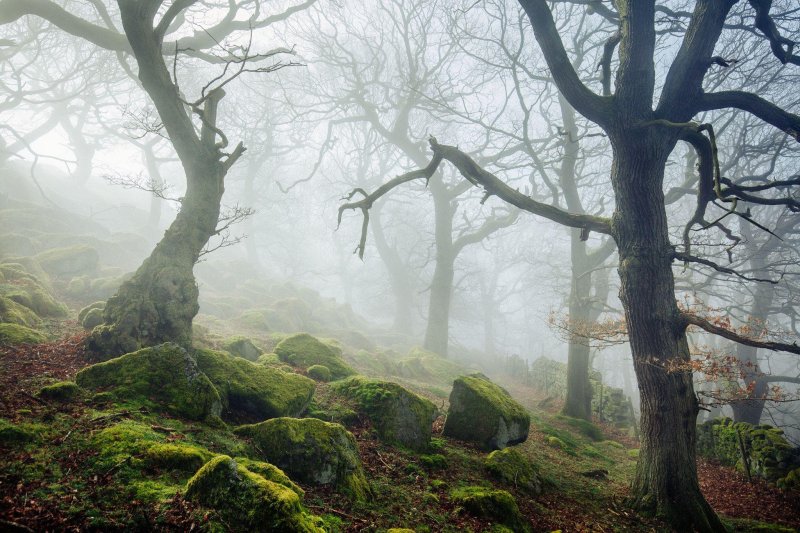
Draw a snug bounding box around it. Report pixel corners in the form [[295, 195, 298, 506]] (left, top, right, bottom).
[[449, 486, 531, 532], [195, 349, 314, 423], [223, 336, 262, 361], [186, 455, 322, 532], [234, 417, 371, 500], [333, 376, 437, 451], [0, 323, 46, 345], [75, 343, 222, 421], [34, 244, 99, 278], [485, 448, 542, 495], [306, 365, 332, 382], [38, 381, 81, 402], [443, 374, 529, 450], [274, 333, 355, 380]]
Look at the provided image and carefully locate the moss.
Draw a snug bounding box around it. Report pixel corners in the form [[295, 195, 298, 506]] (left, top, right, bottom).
[[601, 440, 624, 449], [81, 307, 104, 330], [234, 417, 371, 501], [79, 300, 106, 323], [194, 349, 315, 423], [555, 414, 604, 441], [443, 374, 530, 450], [396, 347, 464, 384], [34, 244, 99, 277], [387, 529, 416, 533], [38, 381, 81, 402], [1, 278, 67, 318], [547, 436, 566, 449], [449, 486, 531, 532], [0, 323, 46, 345], [234, 457, 305, 498], [144, 443, 215, 472], [777, 467, 800, 490], [223, 336, 262, 362], [256, 352, 282, 367], [307, 365, 332, 382], [274, 333, 355, 380], [332, 376, 436, 451], [75, 343, 222, 421], [628, 448, 640, 459], [186, 455, 322, 532], [485, 448, 542, 495], [0, 296, 40, 327], [0, 418, 37, 445], [419, 454, 448, 470]]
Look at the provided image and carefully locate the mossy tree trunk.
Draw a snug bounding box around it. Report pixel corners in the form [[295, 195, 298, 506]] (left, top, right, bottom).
[[87, 0, 244, 359]]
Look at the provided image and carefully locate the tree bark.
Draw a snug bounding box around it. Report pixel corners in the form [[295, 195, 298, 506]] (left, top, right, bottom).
[[611, 129, 722, 531], [423, 175, 455, 356], [562, 241, 594, 419]]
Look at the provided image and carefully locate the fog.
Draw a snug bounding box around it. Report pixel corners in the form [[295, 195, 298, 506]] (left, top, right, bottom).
[[2, 2, 800, 527]]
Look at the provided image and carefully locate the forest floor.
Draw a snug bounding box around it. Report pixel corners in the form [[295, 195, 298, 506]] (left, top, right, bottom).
[[1, 330, 799, 532]]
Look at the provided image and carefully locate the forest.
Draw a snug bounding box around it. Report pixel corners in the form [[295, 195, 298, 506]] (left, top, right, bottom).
[[0, 0, 799, 531]]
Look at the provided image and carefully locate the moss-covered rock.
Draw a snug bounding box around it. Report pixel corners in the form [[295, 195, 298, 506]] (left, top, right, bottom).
[[195, 349, 314, 423], [38, 381, 81, 402], [333, 376, 437, 451], [1, 277, 67, 318], [78, 301, 106, 323], [80, 307, 104, 330], [0, 418, 37, 445], [75, 343, 221, 421], [234, 457, 305, 498], [234, 417, 371, 500], [443, 374, 530, 450], [307, 365, 332, 382], [34, 244, 99, 278], [485, 448, 541, 495], [449, 486, 531, 532], [186, 455, 322, 532], [223, 336, 262, 362], [0, 323, 46, 345], [274, 333, 355, 380], [0, 295, 40, 327]]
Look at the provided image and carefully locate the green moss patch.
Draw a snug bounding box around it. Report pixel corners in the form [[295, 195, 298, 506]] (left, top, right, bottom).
[[75, 343, 222, 421], [274, 333, 355, 380], [0, 418, 38, 445], [234, 417, 371, 501], [307, 364, 332, 382], [450, 486, 531, 532], [195, 348, 314, 423], [186, 455, 322, 532], [332, 376, 437, 451], [485, 448, 542, 495], [0, 323, 46, 345], [38, 381, 81, 402]]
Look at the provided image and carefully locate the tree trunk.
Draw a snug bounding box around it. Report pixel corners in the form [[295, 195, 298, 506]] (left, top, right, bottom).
[[423, 175, 455, 356], [371, 207, 415, 336], [562, 235, 593, 419], [87, 162, 223, 358], [612, 131, 722, 531]]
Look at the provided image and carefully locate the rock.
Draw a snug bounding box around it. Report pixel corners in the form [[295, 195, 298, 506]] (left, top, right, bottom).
[[485, 448, 542, 495], [443, 374, 530, 450], [186, 455, 322, 532], [78, 301, 105, 324], [81, 307, 104, 330], [223, 336, 262, 361], [0, 323, 46, 345], [0, 296, 40, 327], [449, 486, 531, 532], [0, 418, 37, 445], [195, 349, 314, 423], [234, 417, 371, 500], [306, 365, 332, 382], [38, 381, 81, 402], [333, 376, 437, 451], [75, 343, 222, 422], [274, 333, 355, 380], [34, 245, 99, 278]]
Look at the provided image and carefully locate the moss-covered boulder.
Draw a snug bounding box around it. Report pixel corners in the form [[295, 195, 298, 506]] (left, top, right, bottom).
[[485, 448, 541, 495], [307, 365, 332, 382], [333, 376, 437, 451], [1, 277, 67, 318], [75, 343, 221, 421], [186, 456, 322, 532], [274, 333, 355, 380], [38, 381, 81, 402], [443, 374, 529, 450], [234, 457, 305, 498], [0, 323, 46, 345], [223, 336, 262, 361], [234, 417, 371, 500], [450, 486, 531, 532], [195, 349, 314, 423], [0, 295, 40, 327], [34, 244, 99, 278]]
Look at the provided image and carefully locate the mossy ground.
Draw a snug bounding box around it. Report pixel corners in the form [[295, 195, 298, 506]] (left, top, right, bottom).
[[2, 313, 798, 531]]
